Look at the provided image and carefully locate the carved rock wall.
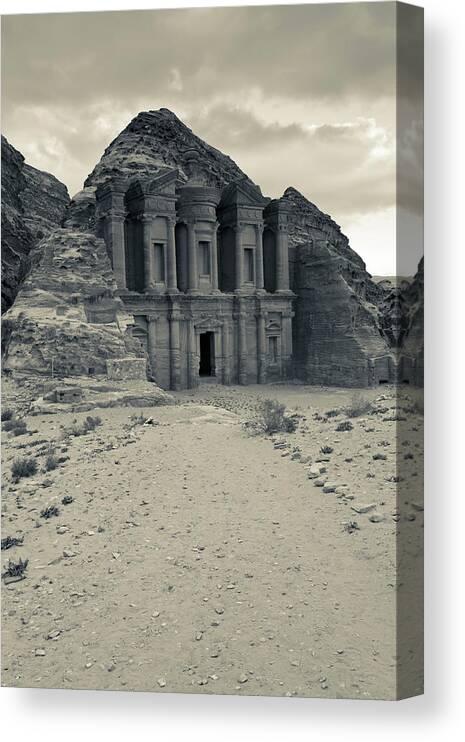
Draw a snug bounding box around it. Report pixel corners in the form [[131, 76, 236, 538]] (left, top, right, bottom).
[[2, 228, 144, 377], [1, 136, 70, 312]]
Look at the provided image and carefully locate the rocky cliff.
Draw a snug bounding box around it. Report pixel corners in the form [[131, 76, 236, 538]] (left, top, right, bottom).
[[399, 258, 424, 385], [85, 108, 251, 190], [282, 187, 394, 385], [2, 228, 143, 377], [1, 136, 70, 312], [3, 109, 415, 387]]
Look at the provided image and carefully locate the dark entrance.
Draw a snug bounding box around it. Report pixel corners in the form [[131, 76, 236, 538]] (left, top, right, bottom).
[[199, 331, 215, 376]]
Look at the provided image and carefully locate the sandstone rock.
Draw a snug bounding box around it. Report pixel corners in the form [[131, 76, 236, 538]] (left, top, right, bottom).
[[368, 512, 385, 523], [351, 503, 377, 514], [85, 108, 253, 193], [322, 483, 337, 493], [2, 228, 144, 377], [1, 136, 69, 313], [106, 358, 147, 381]]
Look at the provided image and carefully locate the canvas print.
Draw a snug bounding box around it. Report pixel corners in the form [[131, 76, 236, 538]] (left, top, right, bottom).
[[1, 2, 424, 700]]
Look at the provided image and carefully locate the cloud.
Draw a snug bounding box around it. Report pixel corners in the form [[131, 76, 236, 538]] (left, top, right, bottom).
[[1, 3, 423, 274], [1, 4, 399, 109]]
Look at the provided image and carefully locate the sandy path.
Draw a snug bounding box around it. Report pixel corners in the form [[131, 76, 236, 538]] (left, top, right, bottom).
[[1, 386, 423, 698]]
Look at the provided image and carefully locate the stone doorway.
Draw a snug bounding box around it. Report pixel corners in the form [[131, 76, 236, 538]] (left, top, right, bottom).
[[199, 331, 215, 377]]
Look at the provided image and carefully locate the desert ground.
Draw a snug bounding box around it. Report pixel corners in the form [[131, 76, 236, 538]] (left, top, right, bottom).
[[1, 379, 423, 699]]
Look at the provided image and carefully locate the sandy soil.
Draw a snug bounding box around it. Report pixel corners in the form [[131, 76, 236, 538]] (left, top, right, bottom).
[[1, 382, 423, 699]]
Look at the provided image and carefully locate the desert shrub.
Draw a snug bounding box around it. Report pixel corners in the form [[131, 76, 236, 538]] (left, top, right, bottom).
[[11, 420, 28, 436], [45, 454, 59, 471], [1, 408, 14, 422], [343, 521, 359, 534], [344, 393, 373, 418], [11, 457, 38, 480], [65, 415, 102, 437], [2, 419, 17, 432], [129, 413, 148, 426], [325, 409, 340, 418], [61, 495, 74, 505], [40, 505, 60, 519], [320, 446, 333, 454], [2, 557, 28, 579], [1, 535, 24, 550], [372, 453, 387, 461], [336, 420, 353, 432], [258, 399, 297, 434]]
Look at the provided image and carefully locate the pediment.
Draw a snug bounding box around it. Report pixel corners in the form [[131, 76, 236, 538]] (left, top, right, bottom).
[[219, 179, 267, 209]]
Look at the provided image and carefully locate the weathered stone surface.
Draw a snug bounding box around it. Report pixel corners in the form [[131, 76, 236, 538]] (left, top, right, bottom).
[[106, 358, 147, 381], [30, 377, 173, 414], [85, 108, 252, 191], [2, 228, 144, 376], [398, 258, 424, 385], [1, 136, 69, 313], [289, 233, 395, 386]]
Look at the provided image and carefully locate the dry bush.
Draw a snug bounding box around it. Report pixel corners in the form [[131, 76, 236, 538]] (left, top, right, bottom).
[[65, 415, 102, 437], [257, 399, 297, 434], [45, 453, 59, 471], [1, 535, 24, 551], [336, 420, 353, 432], [344, 393, 373, 418], [40, 505, 60, 519], [1, 408, 14, 422], [11, 457, 38, 480], [2, 557, 28, 579]]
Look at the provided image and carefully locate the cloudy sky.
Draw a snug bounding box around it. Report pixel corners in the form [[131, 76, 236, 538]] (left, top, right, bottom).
[[1, 1, 423, 275]]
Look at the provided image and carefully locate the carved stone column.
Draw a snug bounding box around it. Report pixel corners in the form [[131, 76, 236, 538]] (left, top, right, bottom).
[[187, 221, 199, 294], [234, 224, 244, 293], [211, 223, 220, 293], [142, 214, 155, 291], [166, 217, 178, 293], [276, 224, 290, 293], [221, 321, 231, 385], [282, 311, 294, 378], [169, 306, 182, 390], [257, 310, 267, 384], [255, 223, 265, 292], [147, 315, 158, 382], [237, 302, 248, 385], [187, 317, 198, 388], [109, 210, 127, 290]]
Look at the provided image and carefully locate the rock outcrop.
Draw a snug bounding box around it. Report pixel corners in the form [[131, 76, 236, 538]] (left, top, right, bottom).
[[282, 187, 394, 386], [2, 109, 421, 388], [85, 108, 252, 191], [2, 228, 143, 377], [398, 258, 424, 385], [1, 136, 70, 313]]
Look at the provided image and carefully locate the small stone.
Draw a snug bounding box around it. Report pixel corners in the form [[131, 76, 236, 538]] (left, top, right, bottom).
[[157, 678, 166, 688], [214, 606, 224, 615], [56, 526, 69, 535], [238, 673, 248, 684], [35, 648, 46, 657], [411, 502, 424, 512], [314, 478, 326, 487], [322, 483, 337, 493], [369, 512, 385, 523], [351, 503, 376, 514]]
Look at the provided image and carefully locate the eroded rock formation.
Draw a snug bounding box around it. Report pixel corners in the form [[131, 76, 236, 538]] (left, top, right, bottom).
[[2, 228, 143, 377], [2, 110, 423, 387], [1, 136, 69, 312], [282, 187, 394, 386]]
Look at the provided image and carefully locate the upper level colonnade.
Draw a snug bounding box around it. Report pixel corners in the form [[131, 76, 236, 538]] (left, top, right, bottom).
[[95, 173, 292, 297]]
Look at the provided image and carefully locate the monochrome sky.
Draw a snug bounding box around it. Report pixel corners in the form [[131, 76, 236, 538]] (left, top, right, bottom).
[[1, 1, 423, 275]]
